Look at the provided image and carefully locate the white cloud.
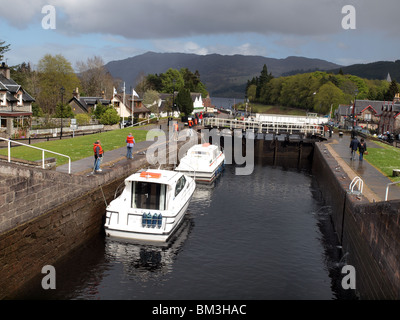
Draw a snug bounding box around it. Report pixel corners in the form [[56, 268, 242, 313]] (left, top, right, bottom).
[[1, 0, 398, 40]]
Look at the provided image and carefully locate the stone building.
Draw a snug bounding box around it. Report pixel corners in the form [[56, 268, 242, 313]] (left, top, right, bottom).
[[335, 100, 382, 131], [378, 101, 400, 134], [0, 63, 35, 137]]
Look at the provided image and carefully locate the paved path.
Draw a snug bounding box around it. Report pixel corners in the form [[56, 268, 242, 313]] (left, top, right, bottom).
[[326, 132, 400, 202], [56, 121, 197, 175]]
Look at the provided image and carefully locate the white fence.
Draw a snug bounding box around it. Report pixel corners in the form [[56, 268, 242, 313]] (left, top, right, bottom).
[[204, 117, 324, 135], [254, 113, 329, 125], [0, 137, 71, 174], [29, 124, 104, 136]]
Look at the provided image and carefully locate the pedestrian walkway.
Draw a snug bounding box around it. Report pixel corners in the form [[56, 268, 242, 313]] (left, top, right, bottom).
[[56, 139, 157, 175], [56, 121, 192, 175], [325, 132, 400, 202]]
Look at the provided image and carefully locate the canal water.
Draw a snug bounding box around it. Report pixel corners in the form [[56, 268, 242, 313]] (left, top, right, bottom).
[[17, 161, 355, 300]]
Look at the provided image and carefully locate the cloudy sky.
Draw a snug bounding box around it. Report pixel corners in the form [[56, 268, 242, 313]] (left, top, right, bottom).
[[1, 0, 399, 69]]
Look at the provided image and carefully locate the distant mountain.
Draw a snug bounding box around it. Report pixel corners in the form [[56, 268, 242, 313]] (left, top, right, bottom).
[[329, 60, 400, 82], [105, 52, 341, 98]]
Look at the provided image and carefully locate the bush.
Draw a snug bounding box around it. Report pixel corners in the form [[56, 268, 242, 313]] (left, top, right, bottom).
[[75, 113, 91, 126], [100, 108, 120, 125]]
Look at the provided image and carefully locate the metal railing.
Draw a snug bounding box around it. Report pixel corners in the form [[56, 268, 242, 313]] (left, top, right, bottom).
[[348, 176, 363, 195], [203, 117, 324, 135], [0, 137, 71, 174], [385, 181, 400, 201]]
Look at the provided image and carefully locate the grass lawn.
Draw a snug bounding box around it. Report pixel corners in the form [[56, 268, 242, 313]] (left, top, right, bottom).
[[365, 140, 400, 181], [0, 127, 153, 167]]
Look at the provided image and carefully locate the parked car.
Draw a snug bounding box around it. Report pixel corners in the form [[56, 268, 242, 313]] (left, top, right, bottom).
[[203, 113, 215, 118], [121, 120, 132, 127]]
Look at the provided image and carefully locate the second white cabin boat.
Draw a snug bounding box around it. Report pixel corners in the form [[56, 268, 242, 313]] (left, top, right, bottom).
[[175, 143, 225, 183]]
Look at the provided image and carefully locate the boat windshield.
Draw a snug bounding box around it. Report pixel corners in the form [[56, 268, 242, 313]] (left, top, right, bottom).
[[131, 181, 167, 210], [191, 150, 210, 157]]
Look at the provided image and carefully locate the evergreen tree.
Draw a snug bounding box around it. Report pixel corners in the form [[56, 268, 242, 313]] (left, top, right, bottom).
[[176, 88, 193, 116], [0, 40, 10, 61], [256, 64, 273, 100], [384, 80, 399, 101]]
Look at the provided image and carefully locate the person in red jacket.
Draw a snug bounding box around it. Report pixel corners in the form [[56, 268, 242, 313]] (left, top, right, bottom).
[[93, 140, 103, 172], [126, 133, 135, 159]]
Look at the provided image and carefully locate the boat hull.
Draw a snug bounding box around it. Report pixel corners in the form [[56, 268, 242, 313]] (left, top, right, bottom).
[[178, 162, 224, 183], [105, 192, 193, 242]]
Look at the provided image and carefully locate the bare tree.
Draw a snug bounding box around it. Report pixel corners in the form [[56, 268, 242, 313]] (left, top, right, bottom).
[[76, 56, 120, 97]]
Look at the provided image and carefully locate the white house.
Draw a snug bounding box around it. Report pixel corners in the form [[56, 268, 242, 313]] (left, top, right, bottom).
[[111, 88, 150, 120], [191, 93, 205, 114], [149, 92, 205, 118], [0, 63, 35, 137]]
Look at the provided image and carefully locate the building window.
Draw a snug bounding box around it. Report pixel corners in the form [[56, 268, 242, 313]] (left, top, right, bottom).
[[364, 113, 371, 121]]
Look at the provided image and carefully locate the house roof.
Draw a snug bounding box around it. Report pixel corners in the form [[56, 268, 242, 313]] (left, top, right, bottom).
[[113, 94, 149, 114], [0, 74, 35, 103], [336, 100, 386, 116], [383, 103, 400, 118], [68, 96, 111, 112]]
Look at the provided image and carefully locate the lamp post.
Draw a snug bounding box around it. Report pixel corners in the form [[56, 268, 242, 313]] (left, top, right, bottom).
[[60, 87, 65, 139], [352, 89, 358, 128], [172, 79, 176, 116]]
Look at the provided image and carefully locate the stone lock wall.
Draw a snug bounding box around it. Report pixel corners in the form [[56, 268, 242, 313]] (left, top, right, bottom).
[[0, 139, 183, 299], [0, 155, 149, 299], [312, 142, 400, 299]]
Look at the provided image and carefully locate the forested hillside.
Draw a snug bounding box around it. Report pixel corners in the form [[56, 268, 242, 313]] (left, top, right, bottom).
[[247, 66, 399, 115], [105, 52, 341, 98]]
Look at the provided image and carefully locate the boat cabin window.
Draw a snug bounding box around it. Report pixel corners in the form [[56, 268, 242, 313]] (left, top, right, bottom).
[[191, 150, 209, 157], [175, 175, 186, 197], [131, 181, 166, 210]]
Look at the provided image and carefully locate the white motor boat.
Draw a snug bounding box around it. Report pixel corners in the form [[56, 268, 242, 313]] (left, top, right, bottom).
[[104, 169, 196, 242], [175, 143, 225, 183]]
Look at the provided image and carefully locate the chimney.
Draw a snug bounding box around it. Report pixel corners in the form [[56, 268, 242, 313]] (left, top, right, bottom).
[[73, 87, 80, 99], [0, 62, 10, 79]]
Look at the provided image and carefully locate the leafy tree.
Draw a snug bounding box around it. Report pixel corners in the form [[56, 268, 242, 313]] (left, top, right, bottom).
[[143, 90, 160, 115], [161, 68, 184, 93], [93, 103, 108, 119], [55, 103, 74, 118], [176, 88, 193, 116], [32, 103, 44, 117], [76, 56, 120, 97], [313, 82, 345, 114], [100, 108, 120, 125], [247, 84, 257, 102], [37, 54, 81, 115], [146, 74, 163, 92], [144, 68, 208, 97]]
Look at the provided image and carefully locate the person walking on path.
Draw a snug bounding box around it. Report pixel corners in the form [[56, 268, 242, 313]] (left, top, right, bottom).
[[358, 138, 367, 161], [349, 136, 359, 160], [173, 121, 179, 141], [93, 140, 104, 172], [126, 133, 135, 159]]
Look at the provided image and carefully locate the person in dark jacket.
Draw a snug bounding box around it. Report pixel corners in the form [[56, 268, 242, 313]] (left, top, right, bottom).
[[358, 138, 367, 161], [349, 136, 359, 160]]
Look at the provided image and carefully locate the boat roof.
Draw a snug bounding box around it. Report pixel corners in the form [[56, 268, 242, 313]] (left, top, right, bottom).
[[188, 143, 220, 152], [126, 169, 182, 185]]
